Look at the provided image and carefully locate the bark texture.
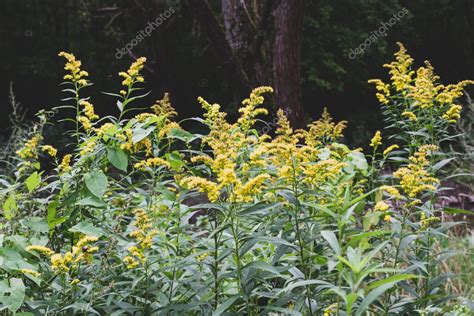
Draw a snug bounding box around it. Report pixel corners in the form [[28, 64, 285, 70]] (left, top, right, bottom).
[[273, 0, 304, 127]]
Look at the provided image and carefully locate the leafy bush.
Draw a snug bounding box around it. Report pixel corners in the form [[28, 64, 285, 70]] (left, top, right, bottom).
[[0, 45, 472, 315]]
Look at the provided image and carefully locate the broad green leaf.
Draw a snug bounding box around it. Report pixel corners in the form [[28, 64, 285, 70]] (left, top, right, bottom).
[[69, 222, 103, 237], [2, 195, 17, 220], [84, 170, 108, 198], [25, 172, 41, 192], [132, 126, 155, 144], [77, 195, 106, 208], [0, 278, 25, 313], [107, 147, 128, 171]]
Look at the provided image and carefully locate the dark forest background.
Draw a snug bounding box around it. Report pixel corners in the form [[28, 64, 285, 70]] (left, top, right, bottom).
[[0, 0, 473, 147]]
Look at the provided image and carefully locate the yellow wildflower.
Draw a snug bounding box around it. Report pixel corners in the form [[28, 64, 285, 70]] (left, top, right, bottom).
[[383, 144, 399, 156], [393, 145, 440, 197], [70, 278, 80, 285], [151, 93, 177, 118], [124, 256, 139, 269], [26, 245, 54, 256], [419, 212, 440, 230], [58, 52, 89, 87], [80, 101, 99, 120], [180, 176, 220, 202], [379, 185, 401, 198], [80, 139, 96, 156], [119, 57, 147, 87], [16, 135, 43, 159], [304, 107, 347, 146], [382, 42, 415, 91], [78, 116, 92, 130], [401, 111, 417, 121], [374, 201, 390, 212], [384, 214, 392, 222], [59, 154, 72, 172], [370, 131, 382, 148], [196, 252, 209, 262], [237, 86, 272, 132], [41, 145, 57, 157], [442, 104, 462, 123], [19, 269, 41, 277], [234, 174, 270, 202], [368, 79, 391, 104]]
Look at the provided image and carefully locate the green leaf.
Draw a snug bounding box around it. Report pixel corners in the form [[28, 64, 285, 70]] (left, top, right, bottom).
[[84, 170, 108, 198], [2, 195, 18, 220], [321, 230, 341, 256], [132, 126, 155, 144], [77, 195, 106, 208], [0, 278, 25, 313], [243, 261, 282, 276], [355, 282, 398, 316], [167, 127, 194, 142], [165, 151, 185, 171], [212, 296, 240, 316], [443, 207, 473, 216], [69, 222, 103, 237], [25, 171, 41, 192], [107, 147, 128, 171], [366, 274, 418, 291]]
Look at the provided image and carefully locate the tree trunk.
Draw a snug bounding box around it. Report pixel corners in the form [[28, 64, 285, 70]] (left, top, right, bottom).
[[273, 0, 304, 127], [221, 0, 272, 87]]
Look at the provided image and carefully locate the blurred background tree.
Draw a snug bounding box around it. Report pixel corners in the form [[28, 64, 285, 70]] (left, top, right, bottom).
[[0, 0, 472, 147]]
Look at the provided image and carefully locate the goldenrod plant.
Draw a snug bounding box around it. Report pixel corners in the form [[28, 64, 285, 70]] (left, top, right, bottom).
[[0, 46, 472, 315]]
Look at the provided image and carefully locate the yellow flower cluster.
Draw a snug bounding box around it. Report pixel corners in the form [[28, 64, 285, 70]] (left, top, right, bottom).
[[26, 245, 54, 256], [151, 93, 177, 118], [382, 42, 415, 92], [58, 52, 88, 87], [16, 135, 43, 159], [401, 111, 417, 121], [118, 129, 153, 156], [419, 212, 440, 230], [19, 268, 41, 277], [119, 57, 146, 87], [407, 61, 441, 109], [94, 123, 116, 138], [183, 88, 355, 205], [80, 139, 96, 156], [379, 185, 401, 198], [393, 145, 439, 198], [237, 86, 272, 132], [79, 116, 92, 131], [134, 157, 170, 171], [369, 43, 473, 127], [59, 154, 72, 172], [27, 236, 98, 274], [303, 107, 347, 146], [370, 131, 382, 148], [442, 104, 462, 123], [383, 144, 399, 156], [80, 100, 99, 120], [367, 79, 390, 104], [180, 176, 220, 202], [41, 145, 57, 157], [123, 208, 158, 269], [374, 201, 390, 212]]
